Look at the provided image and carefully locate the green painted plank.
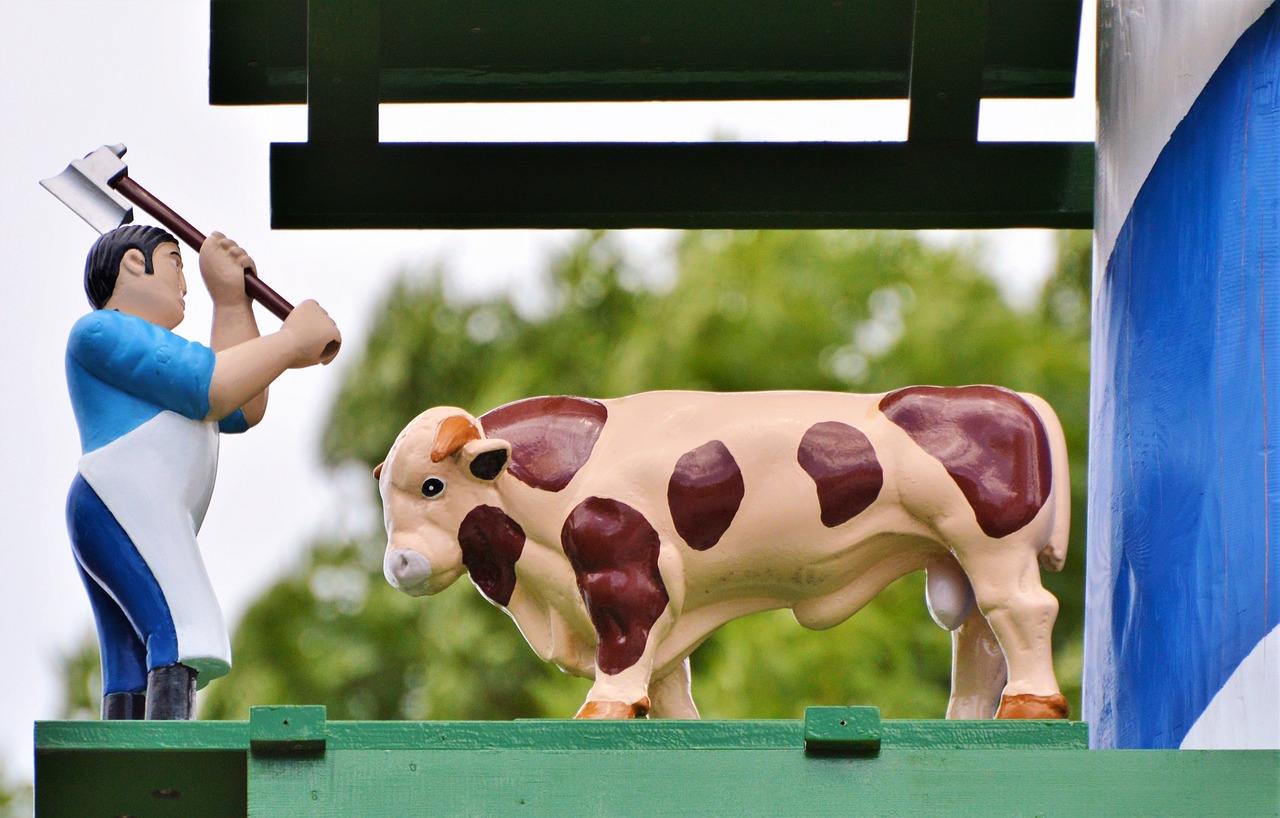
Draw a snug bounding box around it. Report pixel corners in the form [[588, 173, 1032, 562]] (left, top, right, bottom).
[[269, 140, 1094, 229], [36, 749, 246, 818], [319, 718, 1087, 751], [248, 747, 1280, 817], [325, 719, 802, 751], [32, 715, 1090, 753], [882, 719, 1087, 750], [35, 719, 249, 750], [210, 0, 1083, 105]]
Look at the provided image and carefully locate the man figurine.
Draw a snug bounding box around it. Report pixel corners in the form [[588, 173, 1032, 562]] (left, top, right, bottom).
[[64, 224, 340, 720]]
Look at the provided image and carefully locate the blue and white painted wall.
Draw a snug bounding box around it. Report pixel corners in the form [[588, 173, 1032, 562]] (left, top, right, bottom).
[[1090, 0, 1280, 749]]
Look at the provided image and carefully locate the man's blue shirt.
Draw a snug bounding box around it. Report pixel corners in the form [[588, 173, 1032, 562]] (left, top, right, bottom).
[[66, 310, 247, 454]]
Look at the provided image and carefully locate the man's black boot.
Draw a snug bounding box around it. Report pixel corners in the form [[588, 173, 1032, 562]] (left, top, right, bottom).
[[101, 692, 146, 720], [144, 663, 198, 720]]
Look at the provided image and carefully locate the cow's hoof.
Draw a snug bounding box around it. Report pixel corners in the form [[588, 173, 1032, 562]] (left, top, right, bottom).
[[996, 692, 1069, 720], [574, 697, 651, 719]]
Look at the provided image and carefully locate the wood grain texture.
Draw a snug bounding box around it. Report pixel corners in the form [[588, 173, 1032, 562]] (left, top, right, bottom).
[[250, 746, 1277, 817]]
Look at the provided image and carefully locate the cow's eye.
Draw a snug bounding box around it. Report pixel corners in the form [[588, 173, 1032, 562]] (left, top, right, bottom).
[[421, 478, 446, 499]]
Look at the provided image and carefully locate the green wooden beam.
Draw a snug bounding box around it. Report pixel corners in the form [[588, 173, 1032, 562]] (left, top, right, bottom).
[[268, 140, 1094, 229], [249, 745, 1278, 817], [210, 0, 1083, 105], [33, 709, 1090, 754], [34, 710, 1278, 818]]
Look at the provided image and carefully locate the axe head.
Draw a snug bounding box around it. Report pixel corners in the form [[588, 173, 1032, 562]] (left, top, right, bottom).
[[40, 144, 134, 234]]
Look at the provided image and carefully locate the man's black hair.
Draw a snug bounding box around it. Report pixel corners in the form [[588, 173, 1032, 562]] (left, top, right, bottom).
[[83, 225, 179, 310]]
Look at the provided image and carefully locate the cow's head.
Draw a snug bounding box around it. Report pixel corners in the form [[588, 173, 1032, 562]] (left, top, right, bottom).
[[377, 407, 512, 597]]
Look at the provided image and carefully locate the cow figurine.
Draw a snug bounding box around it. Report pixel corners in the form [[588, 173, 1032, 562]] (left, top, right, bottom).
[[376, 387, 1070, 720]]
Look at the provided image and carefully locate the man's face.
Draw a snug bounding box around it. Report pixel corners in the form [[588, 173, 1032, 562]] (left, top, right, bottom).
[[141, 242, 187, 329]]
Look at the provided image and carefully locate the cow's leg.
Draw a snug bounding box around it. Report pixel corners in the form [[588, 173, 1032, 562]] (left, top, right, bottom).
[[648, 657, 700, 719], [575, 604, 678, 719], [575, 547, 684, 719], [562, 499, 685, 720], [958, 549, 1068, 719], [946, 605, 1006, 719]]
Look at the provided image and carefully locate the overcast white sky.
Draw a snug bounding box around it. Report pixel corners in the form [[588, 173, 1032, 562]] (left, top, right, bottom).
[[0, 0, 1093, 785]]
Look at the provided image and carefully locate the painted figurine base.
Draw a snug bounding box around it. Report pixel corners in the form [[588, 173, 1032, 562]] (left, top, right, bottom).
[[377, 387, 1070, 720]]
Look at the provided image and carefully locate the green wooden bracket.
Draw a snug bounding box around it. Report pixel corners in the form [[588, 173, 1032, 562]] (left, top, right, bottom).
[[307, 0, 379, 143], [804, 706, 882, 755], [908, 0, 988, 142], [250, 705, 327, 755]]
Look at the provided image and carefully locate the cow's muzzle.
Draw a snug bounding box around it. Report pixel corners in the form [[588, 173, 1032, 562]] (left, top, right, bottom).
[[384, 549, 434, 596]]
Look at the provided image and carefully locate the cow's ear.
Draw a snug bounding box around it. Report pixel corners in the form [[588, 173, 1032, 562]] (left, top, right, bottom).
[[462, 439, 511, 482]]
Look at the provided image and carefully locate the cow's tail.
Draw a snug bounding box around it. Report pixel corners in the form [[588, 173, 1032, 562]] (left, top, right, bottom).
[[1021, 392, 1070, 573]]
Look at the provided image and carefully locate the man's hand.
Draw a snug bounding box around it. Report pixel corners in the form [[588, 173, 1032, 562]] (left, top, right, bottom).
[[205, 299, 342, 421], [282, 300, 342, 368], [199, 232, 254, 308]]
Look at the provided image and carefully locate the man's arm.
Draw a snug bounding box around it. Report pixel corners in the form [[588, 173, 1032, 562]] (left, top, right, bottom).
[[202, 233, 268, 425], [203, 301, 339, 421], [199, 233, 340, 424]]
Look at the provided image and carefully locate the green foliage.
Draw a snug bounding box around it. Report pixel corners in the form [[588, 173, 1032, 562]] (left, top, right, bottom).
[[693, 575, 952, 719], [56, 633, 102, 722], [62, 229, 1091, 724], [202, 539, 589, 720]]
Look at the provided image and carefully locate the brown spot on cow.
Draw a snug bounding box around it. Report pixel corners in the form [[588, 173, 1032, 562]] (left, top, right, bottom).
[[797, 421, 884, 527], [480, 396, 607, 492], [560, 497, 670, 675], [667, 440, 745, 551], [879, 386, 1051, 539], [458, 505, 526, 606]]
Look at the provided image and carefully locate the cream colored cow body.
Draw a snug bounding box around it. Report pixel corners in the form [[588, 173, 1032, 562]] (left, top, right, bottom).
[[377, 388, 1070, 720]]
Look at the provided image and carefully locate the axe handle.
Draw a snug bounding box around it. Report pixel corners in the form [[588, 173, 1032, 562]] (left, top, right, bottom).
[[112, 177, 295, 320]]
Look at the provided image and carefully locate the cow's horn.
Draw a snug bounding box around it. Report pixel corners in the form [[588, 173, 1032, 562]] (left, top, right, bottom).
[[431, 415, 482, 462]]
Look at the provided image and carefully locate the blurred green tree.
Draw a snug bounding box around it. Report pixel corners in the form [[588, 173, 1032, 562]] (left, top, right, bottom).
[[61, 229, 1090, 723], [0, 760, 33, 818]]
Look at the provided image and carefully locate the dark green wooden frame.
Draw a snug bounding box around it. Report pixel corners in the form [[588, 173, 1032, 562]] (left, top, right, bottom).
[[210, 0, 1094, 229]]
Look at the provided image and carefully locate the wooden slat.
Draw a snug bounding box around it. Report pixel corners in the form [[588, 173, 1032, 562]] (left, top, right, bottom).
[[268, 140, 1095, 229], [307, 0, 378, 142], [908, 0, 988, 142], [210, 0, 1083, 104]]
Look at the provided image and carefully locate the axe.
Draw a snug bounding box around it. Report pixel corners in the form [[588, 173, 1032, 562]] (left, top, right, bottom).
[[41, 144, 339, 360]]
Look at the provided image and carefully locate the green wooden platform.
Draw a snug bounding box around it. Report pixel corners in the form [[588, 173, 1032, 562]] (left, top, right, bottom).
[[34, 706, 1279, 816]]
